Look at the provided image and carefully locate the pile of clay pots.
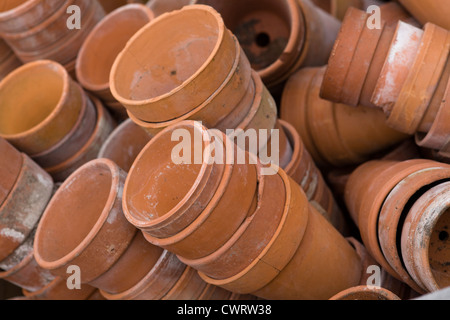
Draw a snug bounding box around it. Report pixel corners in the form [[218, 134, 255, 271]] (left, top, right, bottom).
[[0, 0, 449, 301]]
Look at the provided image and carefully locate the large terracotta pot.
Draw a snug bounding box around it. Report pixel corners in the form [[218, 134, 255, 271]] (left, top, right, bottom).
[[76, 3, 154, 118], [0, 60, 83, 155], [281, 66, 409, 168], [200, 169, 362, 300]]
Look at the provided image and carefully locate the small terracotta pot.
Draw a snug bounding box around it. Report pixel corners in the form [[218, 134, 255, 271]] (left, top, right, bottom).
[[98, 119, 152, 172], [124, 121, 258, 259], [99, 250, 187, 300], [200, 169, 361, 300], [0, 137, 22, 206], [34, 159, 137, 285], [0, 60, 84, 155], [0, 153, 54, 262], [0, 229, 55, 293], [321, 5, 417, 107], [178, 168, 284, 279], [110, 5, 237, 123], [76, 3, 154, 114], [329, 286, 401, 300], [281, 66, 409, 168], [127, 38, 253, 137], [44, 96, 117, 182], [398, 0, 450, 30], [401, 182, 450, 292], [30, 87, 97, 169]]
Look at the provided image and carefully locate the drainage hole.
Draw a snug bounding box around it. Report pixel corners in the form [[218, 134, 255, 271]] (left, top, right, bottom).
[[439, 231, 449, 241], [255, 32, 271, 47]]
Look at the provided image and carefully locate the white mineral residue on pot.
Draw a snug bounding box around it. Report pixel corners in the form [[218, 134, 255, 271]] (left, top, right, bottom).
[[372, 22, 423, 107], [0, 228, 25, 243]]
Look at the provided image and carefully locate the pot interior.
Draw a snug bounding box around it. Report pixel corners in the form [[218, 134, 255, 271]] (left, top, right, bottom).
[[113, 7, 220, 101], [36, 162, 114, 263], [0, 63, 64, 135], [429, 207, 450, 288], [126, 124, 205, 222], [79, 6, 152, 87], [197, 0, 294, 70]]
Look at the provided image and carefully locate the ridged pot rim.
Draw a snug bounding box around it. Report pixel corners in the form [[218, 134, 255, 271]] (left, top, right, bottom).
[[329, 285, 401, 300], [110, 4, 228, 108]]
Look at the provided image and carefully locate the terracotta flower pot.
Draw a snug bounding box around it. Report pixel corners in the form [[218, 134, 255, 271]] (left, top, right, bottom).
[[0, 60, 84, 155], [312, 0, 383, 21], [0, 38, 21, 80], [44, 95, 116, 182], [329, 286, 401, 300], [145, 0, 195, 17], [0, 153, 54, 262], [98, 0, 143, 13], [22, 276, 97, 300], [281, 66, 409, 168], [76, 3, 154, 116], [345, 159, 450, 293], [0, 137, 22, 206], [200, 169, 361, 300], [30, 87, 97, 169], [401, 182, 450, 292], [195, 0, 340, 89], [124, 121, 258, 260], [320, 5, 418, 108], [98, 119, 152, 172], [398, 0, 450, 30], [110, 5, 238, 123]]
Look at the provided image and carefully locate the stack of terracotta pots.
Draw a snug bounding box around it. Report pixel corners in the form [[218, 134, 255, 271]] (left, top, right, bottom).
[[121, 121, 362, 300], [345, 159, 450, 294], [110, 4, 345, 231], [76, 4, 155, 120], [321, 6, 449, 159], [33, 158, 242, 300], [281, 66, 409, 168], [0, 0, 105, 76], [0, 60, 116, 182], [0, 38, 21, 80]]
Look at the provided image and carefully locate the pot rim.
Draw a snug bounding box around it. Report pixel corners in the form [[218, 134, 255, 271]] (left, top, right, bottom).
[[329, 285, 401, 300], [0, 0, 62, 20], [34, 158, 122, 271], [0, 60, 71, 140], [76, 3, 154, 93], [110, 4, 228, 107]]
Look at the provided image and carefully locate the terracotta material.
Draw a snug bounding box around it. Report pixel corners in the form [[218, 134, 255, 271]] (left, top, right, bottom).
[[312, 0, 384, 21], [126, 40, 253, 136], [98, 0, 142, 13], [321, 5, 417, 107], [401, 182, 450, 292], [0, 0, 105, 69], [98, 119, 152, 172], [198, 284, 233, 300], [0, 153, 54, 262], [0, 60, 84, 155], [161, 266, 207, 300], [200, 169, 361, 300], [398, 0, 450, 30], [99, 250, 187, 300], [0, 38, 21, 80], [281, 67, 409, 168], [76, 4, 154, 116], [196, 0, 340, 88], [329, 286, 401, 300], [31, 89, 97, 169], [0, 137, 22, 206], [23, 276, 97, 300], [345, 159, 450, 293], [124, 121, 258, 259], [145, 0, 194, 17], [110, 5, 238, 123], [44, 96, 116, 182]]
